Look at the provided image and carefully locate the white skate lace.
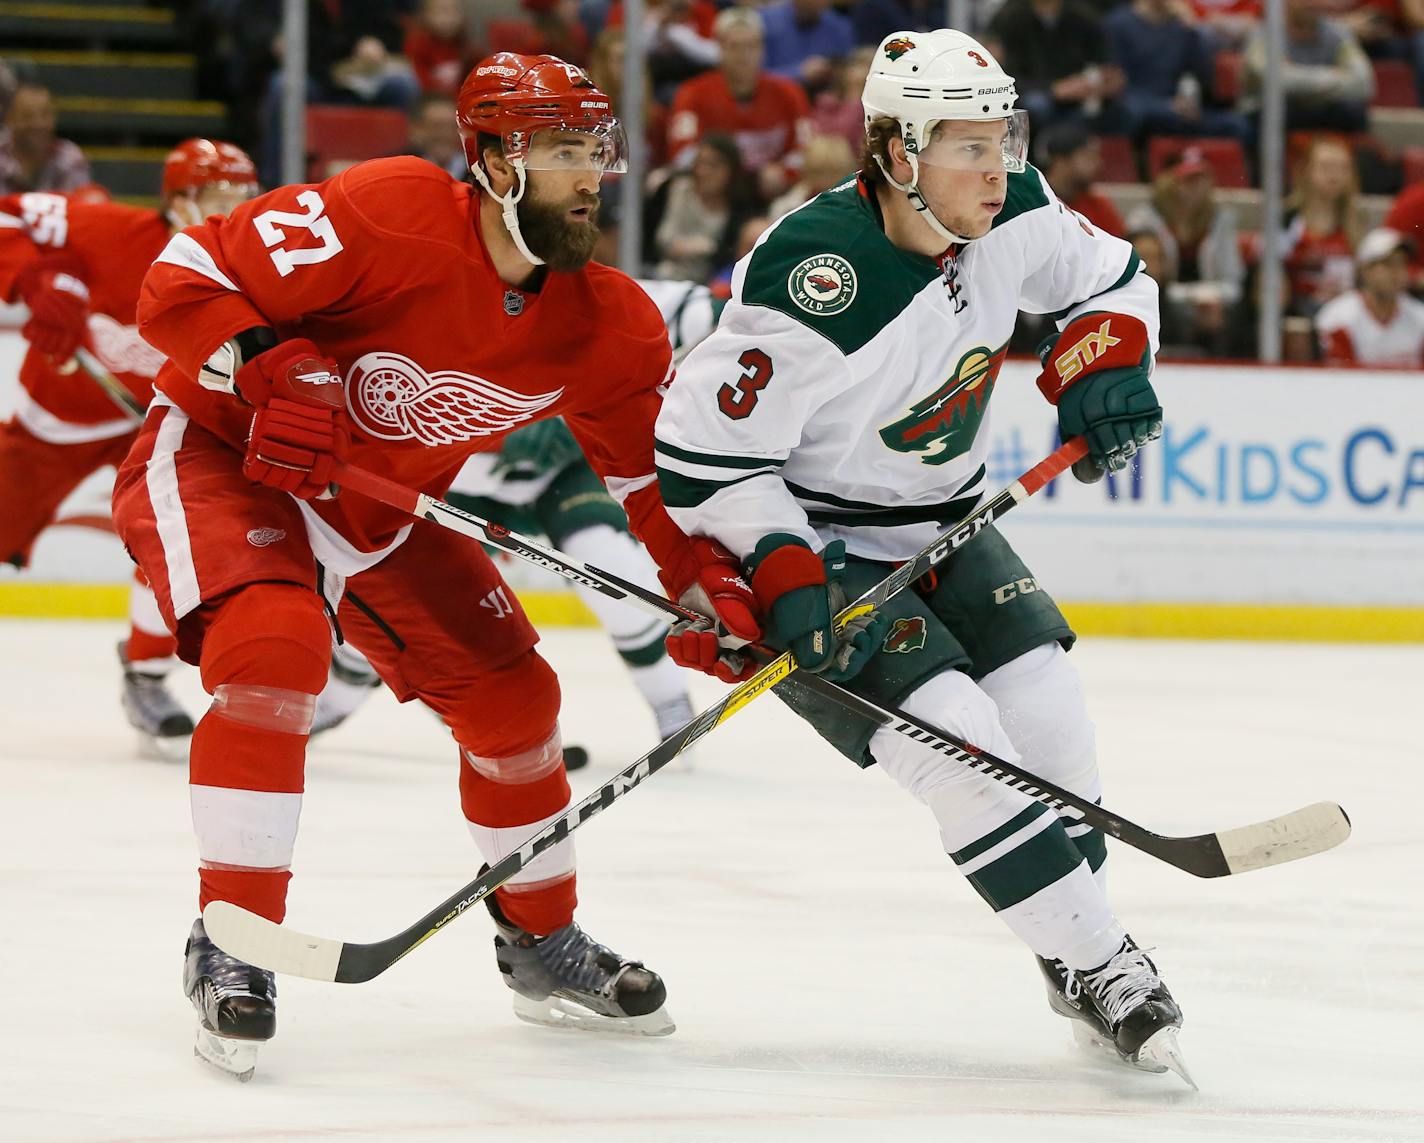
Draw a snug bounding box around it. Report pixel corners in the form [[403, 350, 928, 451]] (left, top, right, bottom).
[[538, 923, 632, 998], [1078, 944, 1161, 1028]]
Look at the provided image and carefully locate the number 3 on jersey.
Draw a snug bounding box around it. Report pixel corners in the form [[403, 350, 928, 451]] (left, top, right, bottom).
[[254, 189, 344, 278], [717, 348, 773, 420]]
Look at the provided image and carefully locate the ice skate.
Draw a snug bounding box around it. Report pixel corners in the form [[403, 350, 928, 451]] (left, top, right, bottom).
[[1038, 938, 1195, 1089], [184, 917, 276, 1082], [487, 893, 673, 1036], [653, 694, 698, 769], [118, 641, 193, 761]]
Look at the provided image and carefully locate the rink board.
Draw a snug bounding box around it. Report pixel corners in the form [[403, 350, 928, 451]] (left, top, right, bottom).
[[2, 332, 1421, 638]]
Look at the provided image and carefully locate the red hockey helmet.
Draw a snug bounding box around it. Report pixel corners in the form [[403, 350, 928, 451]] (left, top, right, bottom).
[[456, 53, 627, 174], [162, 138, 258, 198]]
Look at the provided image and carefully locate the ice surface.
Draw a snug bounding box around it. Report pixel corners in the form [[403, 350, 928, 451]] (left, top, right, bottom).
[[2, 621, 1419, 1142]]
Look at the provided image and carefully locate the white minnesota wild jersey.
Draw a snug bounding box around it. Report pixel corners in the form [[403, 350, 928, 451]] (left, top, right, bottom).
[[655, 167, 1160, 563]]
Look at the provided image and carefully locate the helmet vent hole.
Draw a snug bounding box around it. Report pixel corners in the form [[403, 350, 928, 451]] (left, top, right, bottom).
[[982, 104, 990, 112], [911, 65, 919, 72]]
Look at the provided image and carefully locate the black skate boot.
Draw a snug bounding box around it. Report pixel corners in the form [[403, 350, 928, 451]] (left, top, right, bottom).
[[486, 891, 673, 1036], [118, 641, 194, 760], [184, 918, 276, 1081], [1038, 938, 1194, 1089]]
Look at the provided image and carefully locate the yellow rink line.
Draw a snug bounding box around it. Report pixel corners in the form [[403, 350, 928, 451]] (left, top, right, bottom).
[[3, 583, 1423, 642]]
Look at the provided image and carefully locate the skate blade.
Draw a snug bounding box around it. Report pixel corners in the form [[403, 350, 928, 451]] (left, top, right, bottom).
[[193, 1024, 260, 1082], [137, 731, 191, 763], [511, 992, 676, 1037], [1135, 1026, 1197, 1091]]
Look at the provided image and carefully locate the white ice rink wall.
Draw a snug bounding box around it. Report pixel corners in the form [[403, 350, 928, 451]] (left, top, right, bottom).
[[2, 329, 1421, 638]]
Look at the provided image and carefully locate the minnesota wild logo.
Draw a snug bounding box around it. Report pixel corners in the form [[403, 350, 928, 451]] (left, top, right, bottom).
[[884, 616, 927, 654], [788, 253, 857, 316], [883, 37, 915, 61], [879, 343, 1007, 465]]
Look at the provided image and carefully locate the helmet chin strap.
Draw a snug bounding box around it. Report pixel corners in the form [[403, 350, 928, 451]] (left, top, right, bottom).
[[165, 194, 204, 231], [472, 158, 545, 267], [874, 151, 974, 247]]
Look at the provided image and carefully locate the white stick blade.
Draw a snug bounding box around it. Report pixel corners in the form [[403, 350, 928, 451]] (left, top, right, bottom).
[[1218, 802, 1351, 874], [203, 901, 344, 981]]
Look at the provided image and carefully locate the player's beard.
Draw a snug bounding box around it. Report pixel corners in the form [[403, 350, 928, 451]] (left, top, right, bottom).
[[517, 190, 601, 272]]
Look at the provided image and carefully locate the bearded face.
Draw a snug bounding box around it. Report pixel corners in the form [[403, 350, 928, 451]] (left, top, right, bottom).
[[516, 177, 602, 272]]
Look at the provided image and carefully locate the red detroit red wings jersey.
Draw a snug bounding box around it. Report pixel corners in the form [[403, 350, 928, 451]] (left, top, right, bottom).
[[139, 156, 682, 565], [0, 193, 170, 432]]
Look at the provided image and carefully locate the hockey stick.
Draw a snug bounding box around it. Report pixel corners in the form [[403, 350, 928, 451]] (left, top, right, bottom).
[[69, 347, 144, 420], [202, 438, 1086, 981], [334, 455, 1351, 880]]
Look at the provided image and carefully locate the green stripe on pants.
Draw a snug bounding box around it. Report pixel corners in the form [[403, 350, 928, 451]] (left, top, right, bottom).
[[963, 817, 1086, 912]]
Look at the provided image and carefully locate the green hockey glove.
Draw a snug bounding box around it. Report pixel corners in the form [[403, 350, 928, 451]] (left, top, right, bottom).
[[747, 535, 888, 683], [1038, 311, 1163, 478]]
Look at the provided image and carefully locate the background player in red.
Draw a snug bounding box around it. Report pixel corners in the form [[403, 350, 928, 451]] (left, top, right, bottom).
[[0, 139, 257, 758], [114, 54, 759, 1080]]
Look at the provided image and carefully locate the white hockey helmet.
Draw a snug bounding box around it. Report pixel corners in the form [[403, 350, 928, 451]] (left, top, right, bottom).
[[862, 30, 1028, 243]]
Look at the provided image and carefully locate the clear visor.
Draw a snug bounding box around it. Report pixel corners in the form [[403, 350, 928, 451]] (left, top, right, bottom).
[[514, 121, 629, 174], [914, 110, 1029, 174], [193, 180, 258, 214]]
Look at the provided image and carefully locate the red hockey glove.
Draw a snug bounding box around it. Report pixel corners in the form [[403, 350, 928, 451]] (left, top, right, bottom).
[[16, 262, 90, 362], [661, 538, 762, 683], [235, 338, 349, 500]]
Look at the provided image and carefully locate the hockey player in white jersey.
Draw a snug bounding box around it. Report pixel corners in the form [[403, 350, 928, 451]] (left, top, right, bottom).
[[655, 30, 1189, 1084]]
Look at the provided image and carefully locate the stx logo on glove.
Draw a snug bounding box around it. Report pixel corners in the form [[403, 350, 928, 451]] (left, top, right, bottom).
[[1054, 319, 1121, 385]]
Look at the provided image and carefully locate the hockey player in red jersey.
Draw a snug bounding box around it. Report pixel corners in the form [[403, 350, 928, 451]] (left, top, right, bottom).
[[0, 139, 257, 759], [113, 54, 760, 1080]]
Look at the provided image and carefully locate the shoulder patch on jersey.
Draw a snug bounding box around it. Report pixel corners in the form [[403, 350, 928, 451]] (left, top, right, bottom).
[[788, 253, 857, 316], [741, 188, 938, 356], [989, 166, 1052, 231]]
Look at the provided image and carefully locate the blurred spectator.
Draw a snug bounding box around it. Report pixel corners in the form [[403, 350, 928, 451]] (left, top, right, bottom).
[[645, 134, 756, 281], [0, 83, 91, 195], [666, 8, 812, 201], [519, 0, 591, 67], [812, 45, 876, 154], [760, 0, 856, 92], [404, 0, 478, 96], [1103, 1, 1251, 143], [1315, 228, 1424, 365], [1282, 135, 1362, 315], [253, 1, 420, 184], [328, 37, 420, 110], [608, 0, 720, 100], [588, 26, 670, 169], [767, 132, 856, 217], [709, 214, 773, 297], [1337, 0, 1424, 102], [1383, 177, 1424, 285], [1038, 122, 1127, 236], [0, 60, 16, 117], [1127, 146, 1245, 308], [1241, 0, 1374, 133], [407, 92, 466, 178], [1182, 0, 1263, 48], [1127, 228, 1201, 354], [830, 0, 919, 47], [985, 1, 1124, 132]]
